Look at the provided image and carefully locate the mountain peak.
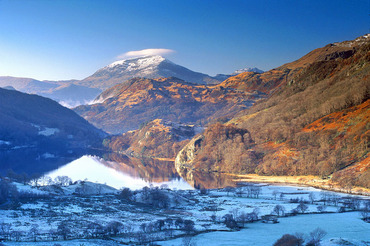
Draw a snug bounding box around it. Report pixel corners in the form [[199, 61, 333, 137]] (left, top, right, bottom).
[[106, 55, 170, 69], [80, 55, 223, 89]]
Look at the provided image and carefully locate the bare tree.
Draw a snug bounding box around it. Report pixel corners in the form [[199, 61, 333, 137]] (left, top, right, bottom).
[[317, 205, 327, 212], [183, 220, 196, 234], [307, 228, 327, 246], [272, 205, 286, 217], [28, 224, 39, 242], [296, 202, 308, 214], [57, 221, 71, 240], [309, 193, 316, 204], [272, 190, 279, 200], [182, 236, 197, 246], [320, 192, 329, 205], [0, 222, 12, 241], [54, 176, 72, 187], [105, 221, 123, 236]]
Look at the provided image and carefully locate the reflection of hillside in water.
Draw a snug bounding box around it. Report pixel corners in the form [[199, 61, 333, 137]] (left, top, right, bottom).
[[103, 154, 238, 189], [0, 148, 100, 177], [102, 153, 180, 183], [182, 171, 237, 189]]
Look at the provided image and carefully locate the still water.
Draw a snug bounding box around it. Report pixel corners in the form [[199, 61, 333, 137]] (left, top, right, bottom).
[[46, 155, 193, 190], [1, 149, 236, 190]]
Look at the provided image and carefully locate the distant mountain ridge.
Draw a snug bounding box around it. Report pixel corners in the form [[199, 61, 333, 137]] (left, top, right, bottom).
[[78, 55, 225, 89], [0, 57, 262, 106], [0, 76, 102, 108]]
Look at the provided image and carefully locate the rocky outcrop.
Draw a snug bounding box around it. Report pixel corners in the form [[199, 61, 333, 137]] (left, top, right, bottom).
[[174, 135, 204, 179]]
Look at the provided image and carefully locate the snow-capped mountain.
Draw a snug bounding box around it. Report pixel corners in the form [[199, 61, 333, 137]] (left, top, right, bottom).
[[78, 55, 222, 90], [232, 67, 264, 74]]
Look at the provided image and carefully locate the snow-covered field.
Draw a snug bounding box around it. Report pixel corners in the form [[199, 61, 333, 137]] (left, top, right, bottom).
[[0, 181, 369, 246], [161, 212, 370, 246]]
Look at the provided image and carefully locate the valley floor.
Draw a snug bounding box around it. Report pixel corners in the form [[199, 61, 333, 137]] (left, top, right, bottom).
[[0, 181, 369, 246]]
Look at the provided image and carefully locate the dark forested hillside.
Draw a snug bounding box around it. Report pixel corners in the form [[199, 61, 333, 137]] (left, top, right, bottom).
[[0, 88, 105, 150]]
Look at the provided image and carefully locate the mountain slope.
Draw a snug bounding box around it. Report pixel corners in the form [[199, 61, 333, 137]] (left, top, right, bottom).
[[78, 55, 224, 90], [74, 77, 263, 134], [176, 34, 370, 189], [105, 119, 202, 159], [0, 88, 105, 149]]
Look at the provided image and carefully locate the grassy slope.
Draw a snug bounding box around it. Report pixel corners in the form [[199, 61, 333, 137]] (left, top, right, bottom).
[[180, 35, 370, 189]]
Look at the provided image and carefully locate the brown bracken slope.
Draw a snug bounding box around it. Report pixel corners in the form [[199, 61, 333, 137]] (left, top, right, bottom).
[[75, 77, 263, 134], [176, 34, 370, 189]]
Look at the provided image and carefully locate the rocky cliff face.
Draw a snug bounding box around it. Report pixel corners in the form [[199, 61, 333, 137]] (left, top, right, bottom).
[[174, 135, 204, 180]]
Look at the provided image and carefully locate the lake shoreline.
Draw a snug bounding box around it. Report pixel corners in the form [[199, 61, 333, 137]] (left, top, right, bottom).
[[226, 173, 370, 196]]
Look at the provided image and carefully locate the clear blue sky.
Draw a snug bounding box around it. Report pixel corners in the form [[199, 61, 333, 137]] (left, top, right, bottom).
[[0, 0, 369, 80]]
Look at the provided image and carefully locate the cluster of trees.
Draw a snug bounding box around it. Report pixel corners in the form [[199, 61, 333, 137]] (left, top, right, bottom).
[[0, 179, 18, 204], [190, 123, 258, 173], [220, 208, 260, 230], [119, 186, 173, 209], [30, 175, 72, 188]]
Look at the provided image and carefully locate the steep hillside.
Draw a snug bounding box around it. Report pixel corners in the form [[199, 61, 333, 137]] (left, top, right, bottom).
[[0, 76, 60, 93], [78, 55, 223, 89], [0, 88, 105, 150], [104, 119, 202, 159], [176, 34, 370, 189], [75, 77, 263, 134]]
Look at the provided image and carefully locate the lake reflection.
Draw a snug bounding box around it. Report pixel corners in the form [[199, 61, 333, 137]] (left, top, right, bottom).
[[46, 155, 193, 190]]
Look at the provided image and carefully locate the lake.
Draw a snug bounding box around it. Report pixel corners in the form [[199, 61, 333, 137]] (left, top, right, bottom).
[[45, 154, 193, 190], [0, 148, 237, 190]]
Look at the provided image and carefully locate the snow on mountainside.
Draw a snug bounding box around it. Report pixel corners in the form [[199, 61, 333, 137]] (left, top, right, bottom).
[[106, 55, 169, 70], [78, 55, 224, 89], [232, 67, 264, 74]]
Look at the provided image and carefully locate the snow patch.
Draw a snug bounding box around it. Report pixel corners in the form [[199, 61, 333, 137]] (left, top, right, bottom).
[[38, 127, 59, 136], [233, 67, 264, 74], [31, 124, 60, 136], [41, 153, 55, 159]]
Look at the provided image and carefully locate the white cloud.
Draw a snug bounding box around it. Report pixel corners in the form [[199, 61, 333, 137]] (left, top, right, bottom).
[[117, 48, 175, 59]]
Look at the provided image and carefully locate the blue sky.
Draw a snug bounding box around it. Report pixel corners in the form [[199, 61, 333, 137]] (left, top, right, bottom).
[[0, 0, 368, 80]]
